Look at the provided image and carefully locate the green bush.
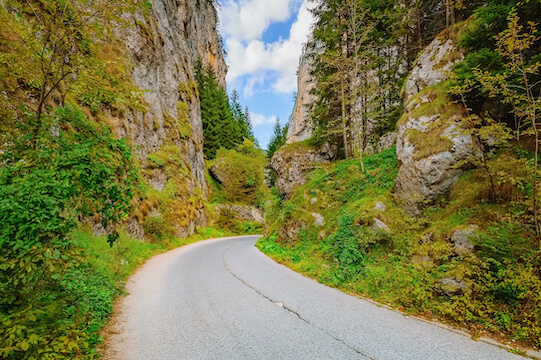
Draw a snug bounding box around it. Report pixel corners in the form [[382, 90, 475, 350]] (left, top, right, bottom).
[[0, 106, 135, 359], [208, 139, 268, 205]]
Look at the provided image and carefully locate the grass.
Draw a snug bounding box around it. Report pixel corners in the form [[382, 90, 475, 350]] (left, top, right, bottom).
[[258, 146, 541, 350]]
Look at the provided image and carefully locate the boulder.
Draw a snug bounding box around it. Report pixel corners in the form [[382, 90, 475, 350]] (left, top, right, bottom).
[[377, 132, 398, 153], [271, 142, 338, 198], [374, 201, 387, 212], [371, 218, 390, 233], [278, 220, 307, 244], [437, 277, 469, 297], [451, 226, 479, 255], [311, 212, 325, 227], [209, 159, 227, 186], [395, 31, 478, 216], [287, 43, 317, 144]]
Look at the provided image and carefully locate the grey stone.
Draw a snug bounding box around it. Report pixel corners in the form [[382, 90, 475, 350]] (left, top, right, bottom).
[[287, 43, 318, 144], [311, 212, 325, 227], [437, 277, 469, 297], [371, 218, 390, 233], [209, 159, 227, 186], [404, 36, 464, 100], [311, 197, 318, 205], [271, 142, 339, 198], [116, 0, 226, 238], [364, 143, 375, 157], [374, 201, 387, 212], [278, 220, 307, 243], [451, 226, 479, 254], [377, 132, 398, 153], [125, 218, 146, 240], [394, 31, 478, 216]]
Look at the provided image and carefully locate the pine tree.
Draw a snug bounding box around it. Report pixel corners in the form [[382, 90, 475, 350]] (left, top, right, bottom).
[[230, 89, 249, 142], [244, 106, 255, 141], [196, 64, 252, 159], [267, 118, 287, 159]]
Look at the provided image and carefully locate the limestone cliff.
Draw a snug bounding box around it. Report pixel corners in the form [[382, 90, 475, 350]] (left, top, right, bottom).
[[286, 40, 404, 157], [117, 0, 226, 238], [394, 31, 476, 216], [287, 44, 316, 144], [271, 142, 338, 199]]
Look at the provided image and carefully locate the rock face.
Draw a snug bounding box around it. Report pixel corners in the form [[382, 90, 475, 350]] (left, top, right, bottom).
[[117, 0, 226, 237], [214, 204, 266, 224], [404, 36, 463, 100], [271, 143, 339, 198], [287, 44, 317, 144], [377, 132, 398, 153], [395, 32, 476, 216]]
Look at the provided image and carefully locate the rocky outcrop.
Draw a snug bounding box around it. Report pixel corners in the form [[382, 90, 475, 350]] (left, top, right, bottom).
[[404, 36, 463, 100], [271, 142, 339, 198], [394, 32, 477, 216], [214, 204, 266, 224], [116, 0, 226, 237], [287, 44, 317, 144], [377, 132, 398, 153]]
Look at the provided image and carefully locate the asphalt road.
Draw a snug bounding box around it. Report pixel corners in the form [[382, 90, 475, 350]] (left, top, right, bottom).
[[104, 235, 524, 360]]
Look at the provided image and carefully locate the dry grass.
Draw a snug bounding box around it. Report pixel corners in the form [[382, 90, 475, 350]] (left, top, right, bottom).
[[406, 126, 454, 161]]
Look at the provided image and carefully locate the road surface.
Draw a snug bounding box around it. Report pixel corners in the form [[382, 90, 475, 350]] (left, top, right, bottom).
[[104, 235, 523, 360]]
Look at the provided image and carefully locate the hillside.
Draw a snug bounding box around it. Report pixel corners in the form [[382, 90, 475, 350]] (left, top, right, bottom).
[[264, 0, 541, 352], [0, 0, 231, 357]]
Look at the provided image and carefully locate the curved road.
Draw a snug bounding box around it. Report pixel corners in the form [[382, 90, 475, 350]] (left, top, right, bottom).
[[104, 235, 523, 360]]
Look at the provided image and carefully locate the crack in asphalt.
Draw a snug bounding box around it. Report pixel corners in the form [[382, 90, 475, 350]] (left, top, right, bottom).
[[222, 245, 377, 360]]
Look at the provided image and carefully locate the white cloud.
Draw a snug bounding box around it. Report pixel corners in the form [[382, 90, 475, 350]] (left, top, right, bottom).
[[220, 0, 293, 42], [251, 113, 277, 126], [243, 73, 266, 97], [219, 0, 314, 95]]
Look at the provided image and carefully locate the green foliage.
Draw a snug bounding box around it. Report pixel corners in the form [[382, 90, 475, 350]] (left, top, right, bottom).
[[143, 215, 177, 242], [309, 0, 443, 158], [0, 105, 136, 359], [258, 145, 541, 347], [208, 139, 268, 205], [195, 63, 253, 159], [266, 118, 288, 159]]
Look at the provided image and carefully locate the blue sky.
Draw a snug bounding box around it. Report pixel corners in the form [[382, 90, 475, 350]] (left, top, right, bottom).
[[217, 0, 314, 149]]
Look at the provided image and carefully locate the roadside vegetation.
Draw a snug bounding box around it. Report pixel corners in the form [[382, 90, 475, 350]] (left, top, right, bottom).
[[259, 145, 541, 349], [256, 0, 541, 350]]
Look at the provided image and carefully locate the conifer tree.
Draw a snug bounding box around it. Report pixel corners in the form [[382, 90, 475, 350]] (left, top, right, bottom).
[[196, 64, 253, 159], [267, 118, 287, 159], [244, 106, 255, 141]]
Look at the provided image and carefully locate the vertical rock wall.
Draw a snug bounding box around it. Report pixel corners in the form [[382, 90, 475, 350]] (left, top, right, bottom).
[[287, 43, 316, 144], [115, 0, 227, 238], [394, 33, 476, 216]]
